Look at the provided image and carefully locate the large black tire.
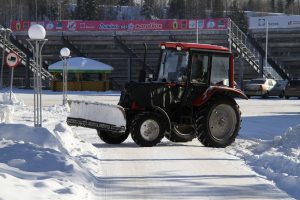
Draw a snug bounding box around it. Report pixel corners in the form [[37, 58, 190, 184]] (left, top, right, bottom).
[[195, 98, 241, 148], [97, 130, 129, 144], [262, 92, 269, 99], [165, 124, 196, 142], [279, 91, 284, 98], [131, 112, 165, 147]]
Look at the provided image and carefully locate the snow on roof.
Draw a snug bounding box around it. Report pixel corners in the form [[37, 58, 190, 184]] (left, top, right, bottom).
[[48, 57, 113, 73]]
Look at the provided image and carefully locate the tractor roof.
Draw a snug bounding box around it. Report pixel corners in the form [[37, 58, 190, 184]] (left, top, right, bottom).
[[160, 42, 229, 52]]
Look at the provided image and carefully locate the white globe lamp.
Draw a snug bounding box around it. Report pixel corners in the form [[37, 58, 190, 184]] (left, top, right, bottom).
[[28, 24, 46, 40], [60, 47, 71, 57]]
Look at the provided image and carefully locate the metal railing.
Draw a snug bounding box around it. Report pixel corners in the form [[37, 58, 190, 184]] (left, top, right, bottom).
[[0, 29, 54, 81], [228, 19, 287, 80]]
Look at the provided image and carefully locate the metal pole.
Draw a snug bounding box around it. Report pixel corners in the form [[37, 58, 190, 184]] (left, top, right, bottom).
[[27, 36, 47, 128], [34, 41, 39, 127], [228, 19, 232, 52], [35, 0, 38, 21], [128, 56, 132, 82], [0, 31, 6, 88], [33, 41, 37, 126], [62, 57, 68, 105], [65, 58, 68, 104], [265, 21, 269, 76], [196, 20, 199, 43], [39, 41, 43, 126], [9, 67, 14, 101]]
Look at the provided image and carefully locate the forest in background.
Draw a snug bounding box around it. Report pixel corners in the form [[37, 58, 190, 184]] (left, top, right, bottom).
[[0, 0, 299, 28]]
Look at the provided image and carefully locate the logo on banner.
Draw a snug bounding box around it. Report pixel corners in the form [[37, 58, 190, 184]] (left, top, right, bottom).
[[15, 22, 21, 31], [189, 20, 196, 29], [217, 19, 226, 28], [68, 21, 76, 31], [173, 20, 178, 29], [46, 22, 54, 30], [258, 19, 266, 27], [206, 20, 215, 28], [56, 21, 63, 30], [198, 20, 204, 29]]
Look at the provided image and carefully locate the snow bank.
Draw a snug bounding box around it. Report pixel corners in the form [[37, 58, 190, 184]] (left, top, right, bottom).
[[0, 120, 100, 199], [0, 92, 27, 123], [0, 124, 64, 151], [0, 104, 14, 123], [0, 91, 24, 105], [227, 124, 300, 199]]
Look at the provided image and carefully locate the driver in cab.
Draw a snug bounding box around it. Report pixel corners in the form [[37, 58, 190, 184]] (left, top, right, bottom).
[[191, 54, 206, 83]]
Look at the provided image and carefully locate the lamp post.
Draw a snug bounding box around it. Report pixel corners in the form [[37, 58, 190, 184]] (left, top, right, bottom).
[[27, 24, 47, 127], [60, 47, 70, 106], [0, 27, 12, 89], [265, 20, 269, 77]]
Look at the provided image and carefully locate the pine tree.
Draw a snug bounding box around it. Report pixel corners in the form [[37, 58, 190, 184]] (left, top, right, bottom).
[[168, 0, 186, 19], [247, 0, 254, 11], [76, 0, 99, 20], [271, 0, 275, 12], [278, 0, 284, 13], [118, 0, 135, 6], [229, 0, 248, 33], [212, 0, 224, 18]]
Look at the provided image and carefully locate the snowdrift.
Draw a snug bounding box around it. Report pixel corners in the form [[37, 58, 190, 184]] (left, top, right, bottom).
[[0, 118, 100, 199], [227, 124, 300, 198]]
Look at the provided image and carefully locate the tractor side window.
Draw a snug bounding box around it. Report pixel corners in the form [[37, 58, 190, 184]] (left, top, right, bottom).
[[210, 55, 230, 86], [190, 53, 208, 83]]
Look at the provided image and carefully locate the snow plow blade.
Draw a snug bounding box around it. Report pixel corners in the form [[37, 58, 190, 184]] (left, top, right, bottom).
[[66, 100, 126, 133]]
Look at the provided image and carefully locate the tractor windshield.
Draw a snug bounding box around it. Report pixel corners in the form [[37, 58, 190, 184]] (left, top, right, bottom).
[[158, 49, 189, 82]]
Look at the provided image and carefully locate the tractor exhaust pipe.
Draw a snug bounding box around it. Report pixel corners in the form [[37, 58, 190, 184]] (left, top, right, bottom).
[[139, 43, 148, 82]]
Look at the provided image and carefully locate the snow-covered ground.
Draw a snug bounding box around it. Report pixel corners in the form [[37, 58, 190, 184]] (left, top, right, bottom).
[[0, 88, 299, 199]]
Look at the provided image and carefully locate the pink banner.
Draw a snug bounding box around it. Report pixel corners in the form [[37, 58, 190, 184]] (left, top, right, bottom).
[[11, 18, 228, 32]]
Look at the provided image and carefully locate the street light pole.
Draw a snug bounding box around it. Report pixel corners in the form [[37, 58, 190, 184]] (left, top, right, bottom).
[[265, 20, 269, 77], [0, 30, 6, 89], [60, 47, 70, 106], [27, 24, 47, 127]]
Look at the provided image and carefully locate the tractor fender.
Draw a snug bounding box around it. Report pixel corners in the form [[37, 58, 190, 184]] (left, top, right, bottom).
[[152, 105, 172, 132], [192, 86, 248, 107]]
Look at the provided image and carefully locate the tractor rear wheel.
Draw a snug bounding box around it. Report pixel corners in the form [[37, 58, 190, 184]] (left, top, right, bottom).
[[165, 124, 195, 142], [195, 98, 241, 148], [97, 130, 129, 144], [131, 112, 165, 147]]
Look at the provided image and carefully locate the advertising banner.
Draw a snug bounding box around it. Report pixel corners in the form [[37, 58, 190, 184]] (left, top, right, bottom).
[[249, 15, 300, 29], [11, 18, 228, 32]]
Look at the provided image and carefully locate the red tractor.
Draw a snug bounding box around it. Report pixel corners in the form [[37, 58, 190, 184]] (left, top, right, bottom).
[[67, 42, 247, 147]]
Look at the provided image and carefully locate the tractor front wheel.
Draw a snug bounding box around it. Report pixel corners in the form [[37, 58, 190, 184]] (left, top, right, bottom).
[[97, 130, 129, 144], [196, 98, 241, 148], [131, 112, 165, 147]]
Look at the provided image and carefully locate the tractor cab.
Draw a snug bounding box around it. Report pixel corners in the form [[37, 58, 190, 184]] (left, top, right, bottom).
[[157, 42, 233, 88]]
